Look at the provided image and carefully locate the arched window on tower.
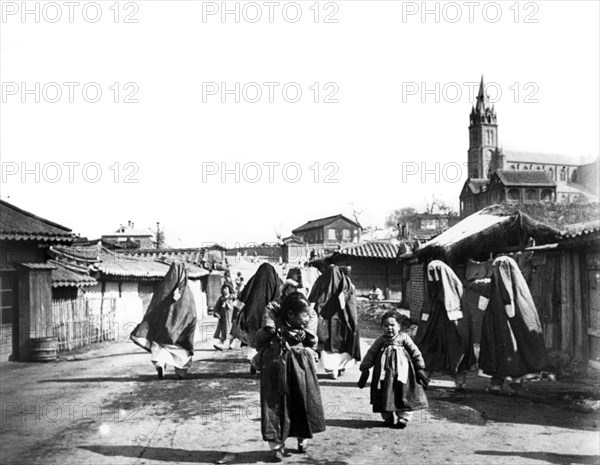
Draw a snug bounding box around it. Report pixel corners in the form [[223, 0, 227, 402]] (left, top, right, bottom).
[[560, 167, 567, 181], [548, 168, 554, 179]]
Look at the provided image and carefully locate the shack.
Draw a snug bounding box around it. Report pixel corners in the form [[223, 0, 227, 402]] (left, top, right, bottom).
[[321, 241, 401, 299]]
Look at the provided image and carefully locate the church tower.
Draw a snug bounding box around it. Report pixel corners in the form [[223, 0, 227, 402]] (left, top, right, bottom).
[[468, 77, 498, 179]]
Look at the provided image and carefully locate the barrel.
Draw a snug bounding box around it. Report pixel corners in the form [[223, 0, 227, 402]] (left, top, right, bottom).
[[30, 337, 58, 362]]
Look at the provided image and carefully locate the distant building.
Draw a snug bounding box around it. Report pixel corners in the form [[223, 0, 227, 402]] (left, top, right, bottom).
[[101, 221, 153, 249], [460, 77, 599, 217], [291, 214, 361, 245], [399, 213, 460, 241]]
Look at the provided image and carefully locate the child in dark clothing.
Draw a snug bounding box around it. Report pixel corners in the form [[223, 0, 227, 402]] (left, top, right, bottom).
[[255, 292, 326, 462], [213, 284, 235, 350], [358, 310, 429, 428]]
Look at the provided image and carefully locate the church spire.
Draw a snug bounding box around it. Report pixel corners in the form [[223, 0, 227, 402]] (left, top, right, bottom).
[[470, 75, 496, 125], [468, 74, 499, 179]]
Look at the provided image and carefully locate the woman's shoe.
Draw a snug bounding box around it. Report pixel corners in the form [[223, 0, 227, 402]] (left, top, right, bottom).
[[156, 365, 165, 380], [297, 439, 308, 453], [250, 365, 257, 375], [383, 417, 395, 427], [271, 449, 284, 462], [326, 370, 338, 380], [395, 419, 408, 429]]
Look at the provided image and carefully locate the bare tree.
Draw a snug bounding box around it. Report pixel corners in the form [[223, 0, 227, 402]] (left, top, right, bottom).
[[348, 202, 364, 227], [273, 223, 284, 243], [424, 194, 451, 214]]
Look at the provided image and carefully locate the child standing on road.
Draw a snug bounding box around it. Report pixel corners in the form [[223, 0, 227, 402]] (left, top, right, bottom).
[[358, 310, 429, 429], [255, 292, 326, 462], [213, 284, 235, 350]]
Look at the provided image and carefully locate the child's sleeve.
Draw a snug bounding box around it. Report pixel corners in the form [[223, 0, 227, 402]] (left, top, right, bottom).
[[403, 334, 426, 371], [359, 337, 383, 371], [256, 327, 275, 351]]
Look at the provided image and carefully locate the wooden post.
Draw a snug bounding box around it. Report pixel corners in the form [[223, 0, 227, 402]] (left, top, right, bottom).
[[16, 263, 55, 362], [573, 252, 583, 359], [560, 251, 573, 354]]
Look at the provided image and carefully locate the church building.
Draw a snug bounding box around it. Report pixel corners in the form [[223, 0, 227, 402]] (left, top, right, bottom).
[[460, 77, 599, 217]]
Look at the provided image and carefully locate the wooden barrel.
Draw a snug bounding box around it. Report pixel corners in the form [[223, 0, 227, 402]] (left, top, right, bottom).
[[30, 337, 58, 362]]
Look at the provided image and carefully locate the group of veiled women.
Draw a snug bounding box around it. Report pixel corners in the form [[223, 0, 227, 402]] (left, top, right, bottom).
[[130, 254, 548, 461]]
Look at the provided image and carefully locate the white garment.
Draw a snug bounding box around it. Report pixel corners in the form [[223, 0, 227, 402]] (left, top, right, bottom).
[[150, 341, 192, 369], [320, 350, 355, 372], [241, 345, 257, 360]]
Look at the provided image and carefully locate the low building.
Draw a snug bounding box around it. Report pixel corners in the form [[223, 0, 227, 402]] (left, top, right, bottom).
[[322, 241, 402, 299], [101, 221, 153, 249], [292, 214, 361, 247], [0, 200, 75, 361]]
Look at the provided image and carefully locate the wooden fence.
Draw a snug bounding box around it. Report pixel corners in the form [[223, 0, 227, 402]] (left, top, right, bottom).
[[51, 297, 117, 351]]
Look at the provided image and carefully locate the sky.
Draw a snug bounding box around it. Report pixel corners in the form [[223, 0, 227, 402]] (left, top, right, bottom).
[[1, 0, 599, 247]]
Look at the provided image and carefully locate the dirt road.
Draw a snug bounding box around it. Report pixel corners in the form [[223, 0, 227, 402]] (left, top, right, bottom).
[[1, 324, 598, 465]]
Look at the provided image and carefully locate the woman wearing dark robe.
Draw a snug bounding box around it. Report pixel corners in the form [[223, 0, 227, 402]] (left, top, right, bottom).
[[256, 292, 326, 461], [231, 263, 282, 365], [308, 264, 361, 379], [417, 260, 476, 390], [479, 255, 548, 394], [131, 262, 197, 379]]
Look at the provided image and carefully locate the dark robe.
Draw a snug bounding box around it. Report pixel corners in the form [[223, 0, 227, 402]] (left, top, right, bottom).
[[308, 265, 361, 361], [130, 262, 197, 355], [256, 319, 326, 442], [417, 260, 476, 375], [479, 256, 548, 378], [232, 263, 282, 348], [360, 333, 428, 413]]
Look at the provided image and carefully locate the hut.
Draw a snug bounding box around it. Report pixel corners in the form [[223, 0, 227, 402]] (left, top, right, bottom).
[[321, 241, 401, 299], [398, 205, 561, 334], [527, 221, 600, 368]]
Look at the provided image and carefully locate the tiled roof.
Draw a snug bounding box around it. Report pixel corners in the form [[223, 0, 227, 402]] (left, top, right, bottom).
[[560, 221, 600, 239], [503, 150, 596, 167], [49, 260, 97, 287], [0, 200, 74, 243], [331, 241, 400, 260], [18, 262, 56, 270], [495, 170, 556, 186], [96, 249, 208, 280], [292, 214, 361, 233], [51, 242, 102, 263], [118, 248, 205, 265]]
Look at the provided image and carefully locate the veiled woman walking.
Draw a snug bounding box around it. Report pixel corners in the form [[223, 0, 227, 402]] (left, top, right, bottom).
[[131, 262, 197, 379], [479, 255, 548, 394], [417, 260, 476, 389], [232, 263, 283, 368], [308, 265, 361, 379]]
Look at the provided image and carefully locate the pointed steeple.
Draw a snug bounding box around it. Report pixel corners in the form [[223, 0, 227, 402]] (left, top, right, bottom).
[[470, 75, 496, 125], [468, 74, 499, 179]]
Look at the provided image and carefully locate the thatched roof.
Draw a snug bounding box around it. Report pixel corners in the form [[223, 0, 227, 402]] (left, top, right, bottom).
[[415, 205, 561, 263]]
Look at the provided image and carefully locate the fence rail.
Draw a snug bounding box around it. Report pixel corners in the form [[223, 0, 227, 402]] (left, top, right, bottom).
[[51, 297, 117, 351]]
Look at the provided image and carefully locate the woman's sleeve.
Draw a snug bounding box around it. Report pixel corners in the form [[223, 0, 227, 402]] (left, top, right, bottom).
[[403, 334, 426, 370], [359, 337, 382, 371]]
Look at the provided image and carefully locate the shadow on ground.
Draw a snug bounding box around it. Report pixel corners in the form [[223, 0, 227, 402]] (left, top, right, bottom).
[[81, 445, 350, 464], [475, 450, 600, 464]]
